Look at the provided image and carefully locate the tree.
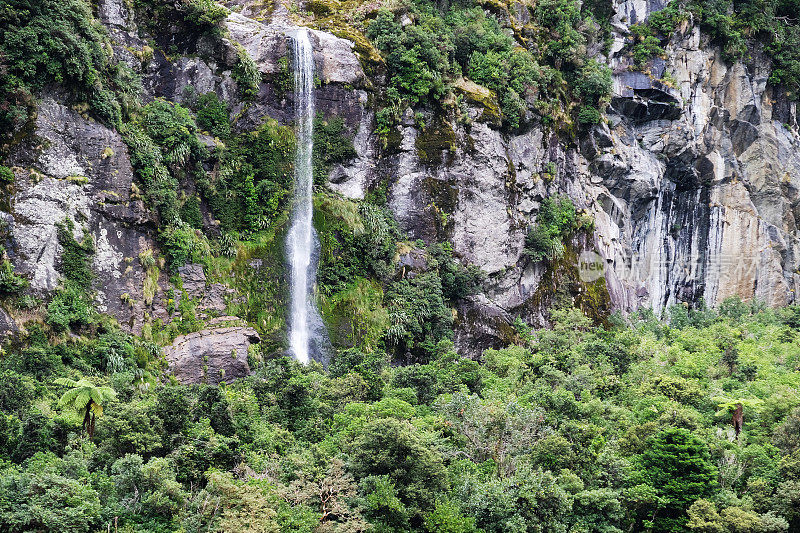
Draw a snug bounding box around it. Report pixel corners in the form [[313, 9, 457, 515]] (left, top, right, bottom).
[[349, 418, 447, 521], [639, 428, 719, 531], [687, 499, 725, 533], [54, 378, 116, 438], [439, 392, 548, 477], [283, 458, 368, 531]]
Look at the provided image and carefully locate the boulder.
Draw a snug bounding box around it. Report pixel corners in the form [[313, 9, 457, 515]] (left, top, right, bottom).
[[164, 319, 260, 385]]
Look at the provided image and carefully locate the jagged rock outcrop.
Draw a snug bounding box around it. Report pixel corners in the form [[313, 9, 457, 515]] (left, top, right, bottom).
[[164, 317, 260, 384], [344, 0, 798, 352], [178, 263, 232, 314], [6, 96, 155, 331]]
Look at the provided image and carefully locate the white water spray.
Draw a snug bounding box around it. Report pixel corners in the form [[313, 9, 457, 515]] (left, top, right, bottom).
[[286, 29, 329, 364]]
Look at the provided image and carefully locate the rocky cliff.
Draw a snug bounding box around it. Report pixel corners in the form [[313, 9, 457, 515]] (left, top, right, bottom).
[[2, 0, 798, 362]]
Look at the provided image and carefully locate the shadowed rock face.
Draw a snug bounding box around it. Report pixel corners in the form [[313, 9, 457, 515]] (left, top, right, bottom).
[[164, 319, 260, 385], [6, 96, 155, 333]]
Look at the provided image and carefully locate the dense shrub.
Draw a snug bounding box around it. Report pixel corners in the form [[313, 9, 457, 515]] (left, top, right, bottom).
[[56, 218, 94, 289], [0, 0, 134, 133], [524, 194, 580, 261], [0, 249, 27, 295], [47, 281, 95, 332], [195, 92, 230, 138], [0, 166, 14, 183], [312, 115, 357, 185], [366, 0, 612, 132], [232, 45, 261, 100], [577, 104, 601, 124], [205, 119, 295, 233]]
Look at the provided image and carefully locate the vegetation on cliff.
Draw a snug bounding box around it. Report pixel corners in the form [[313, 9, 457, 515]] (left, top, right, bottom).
[[0, 1, 799, 532], [630, 0, 800, 97]]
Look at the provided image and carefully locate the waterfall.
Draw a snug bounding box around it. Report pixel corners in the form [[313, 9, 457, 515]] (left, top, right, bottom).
[[286, 29, 329, 364]]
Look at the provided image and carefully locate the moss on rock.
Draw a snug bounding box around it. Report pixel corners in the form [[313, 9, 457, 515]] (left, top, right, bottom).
[[454, 78, 503, 128], [415, 120, 457, 166]]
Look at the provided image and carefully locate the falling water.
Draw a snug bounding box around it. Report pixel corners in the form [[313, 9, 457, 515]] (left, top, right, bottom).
[[286, 29, 329, 364]]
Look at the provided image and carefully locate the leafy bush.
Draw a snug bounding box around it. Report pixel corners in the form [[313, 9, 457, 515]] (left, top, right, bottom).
[[367, 9, 451, 119], [385, 271, 453, 362], [132, 0, 228, 40], [312, 115, 357, 185], [349, 418, 448, 520], [56, 218, 94, 289], [575, 58, 612, 106], [206, 119, 295, 233], [180, 0, 229, 29], [161, 223, 208, 270], [232, 45, 261, 100], [365, 0, 612, 130], [179, 196, 204, 229], [0, 0, 133, 132], [0, 166, 15, 183], [0, 259, 27, 295], [316, 195, 398, 295], [195, 92, 230, 138], [47, 281, 95, 332], [124, 100, 219, 267], [577, 105, 601, 124], [524, 195, 579, 261]]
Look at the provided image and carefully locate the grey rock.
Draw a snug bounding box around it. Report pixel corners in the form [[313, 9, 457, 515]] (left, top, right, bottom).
[[224, 13, 364, 85], [0, 307, 18, 339], [164, 323, 260, 385], [179, 264, 207, 299], [454, 295, 515, 358], [6, 98, 153, 333]]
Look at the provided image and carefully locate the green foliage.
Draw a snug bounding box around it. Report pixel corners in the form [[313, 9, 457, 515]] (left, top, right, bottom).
[[349, 417, 448, 521], [638, 428, 719, 531], [232, 44, 261, 100], [424, 499, 479, 532], [385, 271, 453, 361], [161, 223, 208, 269], [315, 194, 397, 295], [0, 451, 102, 532], [428, 242, 484, 301], [124, 100, 217, 268], [180, 0, 229, 28], [524, 194, 579, 261], [46, 282, 95, 333], [0, 166, 14, 183], [577, 104, 601, 125], [273, 56, 294, 97], [205, 119, 295, 233], [132, 0, 228, 41], [312, 114, 357, 185], [0, 0, 136, 132], [368, 8, 451, 109], [2, 299, 800, 531], [56, 218, 94, 289], [631, 0, 800, 98], [195, 91, 230, 138], [179, 196, 204, 229], [0, 253, 27, 295]]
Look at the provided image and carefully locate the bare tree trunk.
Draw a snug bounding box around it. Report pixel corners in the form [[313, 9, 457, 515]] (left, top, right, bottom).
[[83, 403, 91, 437], [732, 403, 744, 438]]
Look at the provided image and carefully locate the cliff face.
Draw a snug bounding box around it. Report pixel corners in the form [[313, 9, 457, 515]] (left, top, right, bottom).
[[3, 0, 799, 357]]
